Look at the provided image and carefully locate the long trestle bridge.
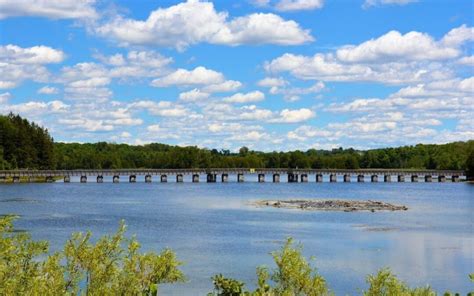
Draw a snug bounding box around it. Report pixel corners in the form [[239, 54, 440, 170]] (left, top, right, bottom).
[[0, 169, 466, 183]]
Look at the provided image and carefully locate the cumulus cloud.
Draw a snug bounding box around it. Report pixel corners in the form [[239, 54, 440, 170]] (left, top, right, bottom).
[[257, 77, 288, 87], [0, 44, 65, 89], [223, 91, 265, 103], [37, 86, 59, 95], [275, 0, 324, 11], [272, 108, 315, 123], [0, 92, 11, 103], [0, 0, 98, 20], [179, 89, 210, 102], [265, 25, 472, 85], [363, 0, 417, 8], [151, 66, 224, 87], [202, 80, 242, 93], [95, 0, 313, 50]]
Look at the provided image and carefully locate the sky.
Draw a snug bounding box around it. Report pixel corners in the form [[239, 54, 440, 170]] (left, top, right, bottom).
[[0, 0, 473, 151]]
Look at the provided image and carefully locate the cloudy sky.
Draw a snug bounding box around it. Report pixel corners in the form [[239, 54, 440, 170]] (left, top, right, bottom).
[[0, 0, 472, 151]]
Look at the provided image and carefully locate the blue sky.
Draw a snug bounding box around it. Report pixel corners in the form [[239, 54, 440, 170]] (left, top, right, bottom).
[[0, 0, 472, 151]]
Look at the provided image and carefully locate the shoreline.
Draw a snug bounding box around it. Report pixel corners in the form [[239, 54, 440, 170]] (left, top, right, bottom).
[[253, 199, 408, 212]]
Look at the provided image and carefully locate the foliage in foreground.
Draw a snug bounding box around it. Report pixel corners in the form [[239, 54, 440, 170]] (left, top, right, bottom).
[[208, 239, 473, 296], [0, 215, 184, 295], [1, 216, 472, 295]]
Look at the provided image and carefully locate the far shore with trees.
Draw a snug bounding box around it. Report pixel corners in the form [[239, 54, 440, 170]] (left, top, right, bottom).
[[1, 113, 474, 180]]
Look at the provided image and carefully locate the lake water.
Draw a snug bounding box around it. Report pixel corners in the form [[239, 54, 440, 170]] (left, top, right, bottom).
[[0, 177, 473, 295]]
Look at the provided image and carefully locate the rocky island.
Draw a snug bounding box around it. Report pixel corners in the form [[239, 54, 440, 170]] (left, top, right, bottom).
[[254, 199, 408, 212]]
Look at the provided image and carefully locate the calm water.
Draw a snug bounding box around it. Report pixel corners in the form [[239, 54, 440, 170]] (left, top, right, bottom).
[[0, 177, 473, 295]]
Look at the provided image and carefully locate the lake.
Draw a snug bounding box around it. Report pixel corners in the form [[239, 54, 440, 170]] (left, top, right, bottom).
[[0, 178, 473, 295]]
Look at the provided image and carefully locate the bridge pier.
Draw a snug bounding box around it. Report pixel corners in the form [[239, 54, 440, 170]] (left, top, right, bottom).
[[237, 173, 244, 182], [129, 175, 136, 183], [398, 175, 405, 182], [411, 175, 418, 182], [176, 174, 183, 183], [371, 175, 378, 182], [221, 174, 228, 183], [12, 176, 20, 183], [46, 176, 54, 183], [273, 174, 280, 183], [80, 176, 87, 183], [161, 175, 167, 183], [316, 174, 323, 183], [97, 175, 103, 183], [64, 175, 70, 183], [113, 175, 120, 183], [424, 175, 432, 182], [145, 175, 152, 183], [452, 175, 459, 183], [357, 175, 364, 182], [384, 175, 391, 182], [330, 174, 337, 182], [258, 174, 265, 183], [288, 173, 298, 183], [438, 175, 446, 182], [301, 174, 308, 183], [343, 174, 351, 182], [207, 173, 216, 183], [192, 174, 200, 183]]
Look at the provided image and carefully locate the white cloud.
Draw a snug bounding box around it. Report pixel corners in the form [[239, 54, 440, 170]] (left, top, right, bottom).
[[223, 91, 265, 103], [457, 56, 474, 66], [151, 66, 224, 87], [202, 80, 242, 93], [147, 124, 161, 133], [229, 130, 268, 141], [0, 0, 98, 20], [363, 0, 417, 8], [265, 26, 472, 85], [0, 44, 65, 89], [96, 0, 313, 50], [275, 0, 324, 11], [60, 62, 112, 101], [272, 108, 315, 123], [269, 81, 325, 101], [179, 89, 210, 102], [0, 100, 69, 116], [0, 92, 11, 103], [336, 30, 460, 63], [38, 86, 59, 95], [257, 77, 288, 87]]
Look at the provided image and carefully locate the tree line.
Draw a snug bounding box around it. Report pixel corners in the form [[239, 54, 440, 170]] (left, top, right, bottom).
[[1, 113, 473, 172]]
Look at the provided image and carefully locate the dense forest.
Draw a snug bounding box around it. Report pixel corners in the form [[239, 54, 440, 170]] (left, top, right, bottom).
[[1, 113, 473, 172]]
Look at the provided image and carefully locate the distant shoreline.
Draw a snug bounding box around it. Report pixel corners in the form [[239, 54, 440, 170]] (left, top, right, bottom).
[[253, 199, 408, 212]]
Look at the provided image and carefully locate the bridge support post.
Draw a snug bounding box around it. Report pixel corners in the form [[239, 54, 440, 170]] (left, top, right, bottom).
[[64, 175, 70, 183], [384, 175, 391, 182], [207, 174, 216, 183], [145, 175, 152, 183], [46, 176, 54, 183], [237, 173, 244, 182], [301, 174, 308, 182], [221, 174, 228, 183], [176, 174, 183, 183], [12, 176, 20, 183], [113, 175, 120, 183], [411, 175, 418, 182], [316, 174, 323, 183], [371, 175, 378, 182], [343, 174, 351, 182], [97, 175, 103, 183], [258, 174, 265, 183], [452, 175, 459, 183], [330, 174, 337, 182], [192, 174, 200, 183], [129, 175, 136, 183], [357, 175, 364, 182], [80, 176, 87, 183], [161, 175, 167, 183], [438, 175, 446, 182], [424, 175, 432, 182], [273, 174, 280, 183], [398, 175, 405, 182], [288, 173, 298, 183]]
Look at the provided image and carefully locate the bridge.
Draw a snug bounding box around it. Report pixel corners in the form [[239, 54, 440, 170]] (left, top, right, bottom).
[[0, 169, 465, 183]]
